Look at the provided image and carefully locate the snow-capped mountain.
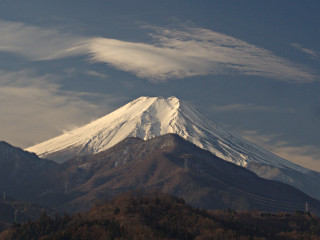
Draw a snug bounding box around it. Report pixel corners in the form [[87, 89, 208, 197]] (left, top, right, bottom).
[[26, 96, 320, 200], [23, 96, 306, 170]]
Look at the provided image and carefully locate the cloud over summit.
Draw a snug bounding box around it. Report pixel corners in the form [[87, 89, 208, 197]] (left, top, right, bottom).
[[0, 20, 317, 82], [88, 27, 317, 82]]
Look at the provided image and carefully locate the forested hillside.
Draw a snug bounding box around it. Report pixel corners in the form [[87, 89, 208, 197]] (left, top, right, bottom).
[[1, 191, 320, 240]]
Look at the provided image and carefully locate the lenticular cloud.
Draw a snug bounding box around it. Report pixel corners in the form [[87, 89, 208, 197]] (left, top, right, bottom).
[[0, 20, 316, 82], [88, 27, 316, 83]]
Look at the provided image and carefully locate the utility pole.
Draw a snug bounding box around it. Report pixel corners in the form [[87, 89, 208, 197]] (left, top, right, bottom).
[[3, 192, 5, 201], [14, 209, 18, 223]]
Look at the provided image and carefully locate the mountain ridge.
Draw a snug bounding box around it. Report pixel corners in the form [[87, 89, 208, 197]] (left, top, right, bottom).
[[32, 134, 320, 214], [0, 141, 58, 201], [2, 135, 320, 216]]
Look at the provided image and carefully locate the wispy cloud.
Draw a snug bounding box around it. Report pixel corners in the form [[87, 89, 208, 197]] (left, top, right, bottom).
[[291, 43, 319, 58], [0, 20, 317, 82], [0, 20, 88, 60], [241, 130, 320, 172], [0, 69, 116, 148], [85, 70, 108, 79], [88, 27, 317, 82], [210, 103, 278, 112]]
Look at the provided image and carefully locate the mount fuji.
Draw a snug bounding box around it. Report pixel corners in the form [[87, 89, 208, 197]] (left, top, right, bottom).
[[26, 96, 320, 200]]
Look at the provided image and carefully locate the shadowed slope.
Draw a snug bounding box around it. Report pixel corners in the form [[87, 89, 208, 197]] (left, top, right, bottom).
[[32, 134, 320, 214]]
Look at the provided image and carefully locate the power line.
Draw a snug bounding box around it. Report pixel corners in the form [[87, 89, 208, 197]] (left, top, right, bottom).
[[196, 168, 305, 208], [53, 146, 320, 215]]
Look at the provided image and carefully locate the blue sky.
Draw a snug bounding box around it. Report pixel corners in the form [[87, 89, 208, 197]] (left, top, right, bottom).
[[0, 1, 319, 170]]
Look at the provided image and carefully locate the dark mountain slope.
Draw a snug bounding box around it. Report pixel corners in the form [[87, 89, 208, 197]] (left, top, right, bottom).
[[0, 141, 57, 199], [32, 134, 320, 214]]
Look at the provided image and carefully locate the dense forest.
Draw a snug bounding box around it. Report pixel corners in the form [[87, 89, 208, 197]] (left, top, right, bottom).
[[1, 191, 320, 240]]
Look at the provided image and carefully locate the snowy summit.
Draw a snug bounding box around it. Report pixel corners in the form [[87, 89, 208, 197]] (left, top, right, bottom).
[[27, 96, 304, 170]]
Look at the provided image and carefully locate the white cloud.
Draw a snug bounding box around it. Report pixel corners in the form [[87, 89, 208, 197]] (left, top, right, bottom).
[[88, 27, 317, 82], [210, 103, 277, 112], [0, 20, 317, 82], [0, 20, 88, 60], [291, 43, 319, 58], [0, 70, 116, 148], [241, 130, 320, 172], [85, 70, 108, 79]]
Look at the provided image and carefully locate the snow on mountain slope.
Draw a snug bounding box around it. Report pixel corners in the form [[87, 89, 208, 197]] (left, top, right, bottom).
[[26, 96, 320, 200], [26, 96, 305, 171]]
